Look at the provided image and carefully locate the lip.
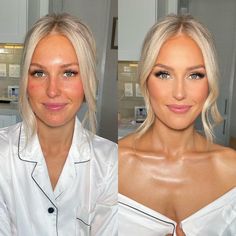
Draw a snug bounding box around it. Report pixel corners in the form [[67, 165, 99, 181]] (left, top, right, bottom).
[[167, 104, 192, 114], [43, 103, 67, 111]]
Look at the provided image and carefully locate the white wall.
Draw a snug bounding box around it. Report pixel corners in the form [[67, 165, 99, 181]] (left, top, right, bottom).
[[28, 0, 49, 29]]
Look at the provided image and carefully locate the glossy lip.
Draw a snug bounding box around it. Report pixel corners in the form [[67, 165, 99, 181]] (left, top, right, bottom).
[[167, 104, 192, 114], [43, 102, 68, 111]]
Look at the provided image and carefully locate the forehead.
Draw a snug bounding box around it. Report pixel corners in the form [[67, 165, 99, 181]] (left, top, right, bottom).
[[31, 34, 78, 62], [156, 34, 204, 65]]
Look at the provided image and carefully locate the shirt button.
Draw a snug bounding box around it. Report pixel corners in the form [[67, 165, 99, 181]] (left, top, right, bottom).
[[48, 207, 55, 214]]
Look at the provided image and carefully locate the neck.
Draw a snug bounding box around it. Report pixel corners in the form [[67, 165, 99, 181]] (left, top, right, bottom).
[[147, 120, 204, 157], [37, 118, 75, 154]]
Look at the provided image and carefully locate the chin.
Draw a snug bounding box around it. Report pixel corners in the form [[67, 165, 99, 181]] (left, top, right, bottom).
[[37, 115, 76, 129], [165, 121, 195, 131], [156, 116, 195, 131]]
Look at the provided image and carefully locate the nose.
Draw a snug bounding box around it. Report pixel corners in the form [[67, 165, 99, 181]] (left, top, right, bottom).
[[172, 78, 186, 101], [46, 75, 61, 98]]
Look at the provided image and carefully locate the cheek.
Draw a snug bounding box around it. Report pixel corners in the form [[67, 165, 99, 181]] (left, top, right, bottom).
[[27, 80, 42, 98], [147, 79, 168, 102], [69, 80, 85, 99], [192, 82, 209, 103]]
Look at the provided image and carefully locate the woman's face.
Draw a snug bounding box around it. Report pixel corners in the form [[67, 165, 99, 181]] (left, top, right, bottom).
[[147, 34, 209, 130], [27, 34, 84, 128]]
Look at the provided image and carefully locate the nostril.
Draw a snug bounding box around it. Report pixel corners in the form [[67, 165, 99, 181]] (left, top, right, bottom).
[[173, 86, 186, 100], [46, 83, 60, 98]]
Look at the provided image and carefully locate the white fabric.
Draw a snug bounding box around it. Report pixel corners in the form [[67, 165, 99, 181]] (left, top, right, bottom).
[[118, 189, 236, 236], [0, 119, 118, 236]]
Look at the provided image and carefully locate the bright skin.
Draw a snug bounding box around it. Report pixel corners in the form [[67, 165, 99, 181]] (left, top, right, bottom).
[[119, 34, 236, 235], [27, 34, 84, 130], [147, 34, 209, 131]]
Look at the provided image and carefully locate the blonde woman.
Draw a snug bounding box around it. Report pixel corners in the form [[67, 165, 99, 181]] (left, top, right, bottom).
[[0, 13, 117, 235], [119, 14, 236, 235]]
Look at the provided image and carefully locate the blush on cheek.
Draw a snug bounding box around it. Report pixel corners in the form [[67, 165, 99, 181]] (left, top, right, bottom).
[[199, 85, 209, 102], [27, 82, 42, 92]]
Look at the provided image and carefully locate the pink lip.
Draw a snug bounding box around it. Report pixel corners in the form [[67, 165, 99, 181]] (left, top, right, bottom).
[[43, 103, 67, 111], [167, 104, 192, 114]]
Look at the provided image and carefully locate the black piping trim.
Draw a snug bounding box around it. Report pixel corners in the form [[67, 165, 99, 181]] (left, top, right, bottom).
[[74, 159, 90, 164], [119, 200, 175, 235], [53, 159, 89, 201], [76, 217, 91, 227], [17, 125, 59, 236]]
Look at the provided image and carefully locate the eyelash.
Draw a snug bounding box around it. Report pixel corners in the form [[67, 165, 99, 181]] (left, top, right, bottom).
[[154, 71, 171, 80], [29, 70, 79, 78], [154, 71, 205, 80], [63, 70, 78, 77], [30, 70, 46, 78], [189, 72, 205, 80]]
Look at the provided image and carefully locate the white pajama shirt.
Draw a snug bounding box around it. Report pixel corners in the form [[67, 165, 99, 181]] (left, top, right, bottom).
[[0, 119, 117, 236]]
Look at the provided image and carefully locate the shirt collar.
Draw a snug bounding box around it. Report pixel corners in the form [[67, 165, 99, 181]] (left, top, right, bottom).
[[18, 118, 92, 163]]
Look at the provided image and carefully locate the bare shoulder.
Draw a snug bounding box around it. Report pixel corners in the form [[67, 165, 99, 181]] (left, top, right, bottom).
[[210, 142, 236, 168], [118, 133, 135, 148], [118, 133, 136, 162], [118, 133, 135, 155]]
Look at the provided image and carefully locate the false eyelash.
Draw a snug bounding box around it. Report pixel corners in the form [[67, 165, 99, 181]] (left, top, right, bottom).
[[154, 71, 171, 79], [189, 72, 205, 79]]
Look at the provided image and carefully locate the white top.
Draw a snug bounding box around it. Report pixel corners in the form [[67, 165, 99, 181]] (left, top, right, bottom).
[[118, 189, 236, 236], [0, 119, 118, 236]]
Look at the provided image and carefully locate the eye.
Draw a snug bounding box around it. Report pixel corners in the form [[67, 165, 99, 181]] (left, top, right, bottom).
[[30, 70, 46, 78], [154, 71, 171, 80], [63, 70, 78, 77], [189, 72, 205, 80]]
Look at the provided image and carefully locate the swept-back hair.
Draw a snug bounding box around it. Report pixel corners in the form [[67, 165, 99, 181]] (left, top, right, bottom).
[[136, 14, 222, 142], [19, 13, 97, 140]]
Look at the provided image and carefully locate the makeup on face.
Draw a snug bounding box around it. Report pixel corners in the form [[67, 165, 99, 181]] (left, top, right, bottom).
[[147, 34, 209, 130]]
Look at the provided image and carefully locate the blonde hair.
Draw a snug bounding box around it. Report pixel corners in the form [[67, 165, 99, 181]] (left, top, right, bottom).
[[19, 13, 97, 140], [137, 14, 222, 142]]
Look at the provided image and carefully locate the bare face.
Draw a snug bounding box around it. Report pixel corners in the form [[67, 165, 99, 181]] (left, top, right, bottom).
[[147, 34, 209, 130], [27, 34, 84, 129]]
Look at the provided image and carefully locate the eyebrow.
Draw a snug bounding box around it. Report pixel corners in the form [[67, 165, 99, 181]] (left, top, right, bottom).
[[29, 62, 80, 68], [61, 63, 80, 68], [153, 63, 205, 71]]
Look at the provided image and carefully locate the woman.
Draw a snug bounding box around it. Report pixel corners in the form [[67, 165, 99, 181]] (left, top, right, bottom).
[[0, 13, 117, 235], [119, 14, 236, 235]]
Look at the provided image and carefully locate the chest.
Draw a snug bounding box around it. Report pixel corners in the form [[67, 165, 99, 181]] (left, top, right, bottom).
[[120, 158, 236, 222], [44, 154, 68, 190]]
